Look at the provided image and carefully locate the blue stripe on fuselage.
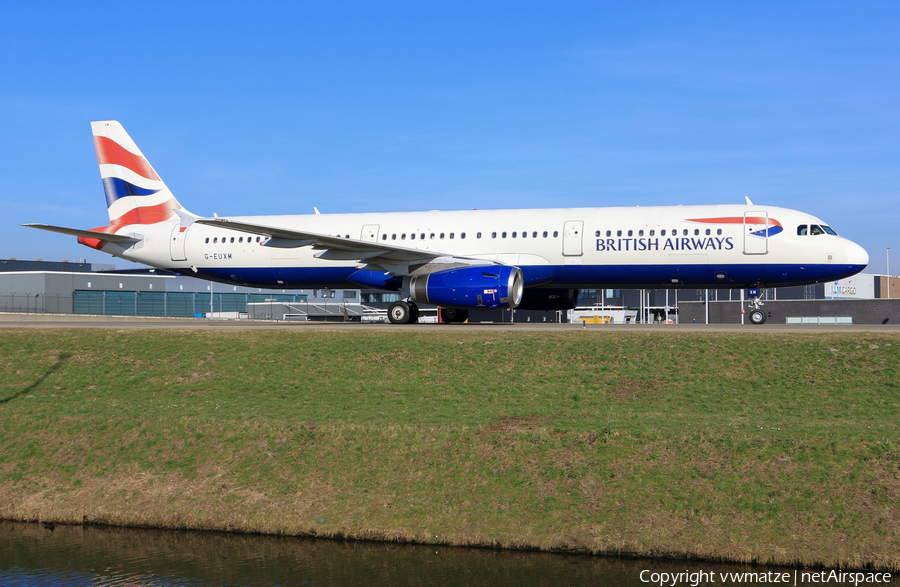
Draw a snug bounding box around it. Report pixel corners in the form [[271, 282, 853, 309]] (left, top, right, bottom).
[[188, 263, 866, 291], [547, 263, 865, 288]]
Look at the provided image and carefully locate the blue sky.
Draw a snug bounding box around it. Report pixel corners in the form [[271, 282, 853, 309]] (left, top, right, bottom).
[[2, 2, 898, 272]]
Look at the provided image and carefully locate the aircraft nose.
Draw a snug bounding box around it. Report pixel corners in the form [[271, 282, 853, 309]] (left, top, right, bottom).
[[846, 240, 869, 267]]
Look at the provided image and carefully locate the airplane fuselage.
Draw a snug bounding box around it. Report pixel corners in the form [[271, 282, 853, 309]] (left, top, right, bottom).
[[27, 121, 870, 324], [111, 203, 868, 291]]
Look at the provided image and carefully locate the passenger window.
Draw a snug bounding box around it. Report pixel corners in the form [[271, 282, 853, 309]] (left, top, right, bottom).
[[392, 234, 397, 240], [522, 231, 527, 238], [449, 233, 454, 239], [717, 229, 722, 235], [345, 235, 349, 239], [411, 234, 416, 240], [649, 230, 654, 236], [617, 230, 622, 237], [705, 229, 710, 235], [477, 232, 482, 239], [627, 230, 633, 237], [382, 234, 387, 240], [421, 233, 425, 239], [638, 230, 644, 236], [492, 232, 497, 238], [543, 231, 548, 238], [430, 233, 435, 239], [532, 231, 537, 238], [461, 232, 466, 239], [502, 232, 507, 238], [512, 232, 517, 238], [683, 229, 688, 236], [214, 237, 218, 243], [401, 233, 406, 240], [553, 231, 558, 237], [661, 230, 666, 236], [440, 233, 445, 239], [595, 230, 601, 237], [205, 237, 209, 244], [606, 230, 611, 237], [230, 237, 234, 243], [797, 225, 808, 236]]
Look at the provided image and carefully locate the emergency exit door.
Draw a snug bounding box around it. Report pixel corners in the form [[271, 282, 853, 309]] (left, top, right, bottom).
[[563, 221, 584, 256], [743, 212, 769, 255], [360, 224, 380, 243], [170, 224, 188, 262]]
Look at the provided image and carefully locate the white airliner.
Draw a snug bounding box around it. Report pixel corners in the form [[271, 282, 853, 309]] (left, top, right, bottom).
[[25, 121, 869, 325]]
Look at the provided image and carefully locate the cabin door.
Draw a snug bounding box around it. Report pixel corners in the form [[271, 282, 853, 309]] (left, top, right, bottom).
[[562, 221, 584, 256], [743, 212, 769, 255], [360, 224, 380, 243], [170, 224, 188, 262]]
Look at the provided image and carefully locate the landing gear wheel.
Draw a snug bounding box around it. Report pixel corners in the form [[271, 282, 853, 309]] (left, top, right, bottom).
[[408, 303, 420, 324], [440, 308, 469, 323], [388, 301, 412, 324], [746, 285, 766, 326], [749, 309, 767, 325]]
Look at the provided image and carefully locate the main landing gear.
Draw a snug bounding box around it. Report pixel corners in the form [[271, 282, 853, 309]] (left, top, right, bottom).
[[386, 302, 470, 325], [440, 308, 469, 324], [388, 300, 420, 324], [746, 286, 767, 325]]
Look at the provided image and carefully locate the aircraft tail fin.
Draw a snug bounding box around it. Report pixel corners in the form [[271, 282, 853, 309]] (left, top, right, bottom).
[[91, 120, 190, 227]]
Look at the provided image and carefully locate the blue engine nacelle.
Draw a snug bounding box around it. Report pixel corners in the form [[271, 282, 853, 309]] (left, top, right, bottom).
[[410, 266, 524, 309]]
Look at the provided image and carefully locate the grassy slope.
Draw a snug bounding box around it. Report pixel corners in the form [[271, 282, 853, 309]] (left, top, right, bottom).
[[0, 329, 898, 570]]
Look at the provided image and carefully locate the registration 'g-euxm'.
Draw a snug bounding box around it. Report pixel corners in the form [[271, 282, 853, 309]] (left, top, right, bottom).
[[26, 121, 869, 325]]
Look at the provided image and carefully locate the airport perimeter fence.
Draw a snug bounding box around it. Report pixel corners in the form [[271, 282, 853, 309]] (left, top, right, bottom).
[[0, 291, 309, 318]]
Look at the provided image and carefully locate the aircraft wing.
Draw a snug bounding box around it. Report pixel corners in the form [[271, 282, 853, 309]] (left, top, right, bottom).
[[195, 218, 500, 273], [22, 223, 143, 244]]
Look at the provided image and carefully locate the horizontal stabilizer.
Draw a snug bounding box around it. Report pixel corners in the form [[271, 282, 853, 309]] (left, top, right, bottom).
[[22, 223, 143, 244]]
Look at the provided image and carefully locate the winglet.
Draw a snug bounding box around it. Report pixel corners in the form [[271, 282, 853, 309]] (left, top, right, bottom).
[[745, 196, 754, 205], [314, 207, 321, 215]]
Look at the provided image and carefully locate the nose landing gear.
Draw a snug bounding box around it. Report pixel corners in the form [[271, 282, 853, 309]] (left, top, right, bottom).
[[746, 287, 767, 325]]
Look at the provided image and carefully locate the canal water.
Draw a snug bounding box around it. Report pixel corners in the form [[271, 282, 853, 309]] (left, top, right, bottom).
[[0, 520, 792, 586]]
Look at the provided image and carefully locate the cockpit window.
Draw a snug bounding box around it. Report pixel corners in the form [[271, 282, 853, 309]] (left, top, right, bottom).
[[810, 225, 825, 235], [822, 225, 837, 235], [797, 225, 808, 236]]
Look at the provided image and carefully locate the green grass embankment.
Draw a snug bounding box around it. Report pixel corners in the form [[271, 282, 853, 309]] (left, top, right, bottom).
[[1, 329, 898, 570]]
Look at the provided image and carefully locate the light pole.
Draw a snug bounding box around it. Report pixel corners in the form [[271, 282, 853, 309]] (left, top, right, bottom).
[[888, 248, 891, 299]]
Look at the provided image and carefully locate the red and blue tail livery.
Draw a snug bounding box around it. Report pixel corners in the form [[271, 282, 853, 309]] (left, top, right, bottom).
[[91, 121, 185, 227]]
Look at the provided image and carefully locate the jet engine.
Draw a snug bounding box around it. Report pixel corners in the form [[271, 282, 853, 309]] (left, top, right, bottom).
[[516, 288, 580, 311], [410, 266, 524, 309]]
